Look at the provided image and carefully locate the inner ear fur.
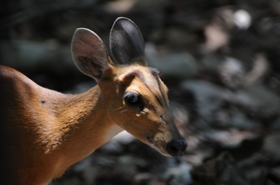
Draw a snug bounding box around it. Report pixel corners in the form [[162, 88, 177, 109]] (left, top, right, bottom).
[[71, 28, 110, 81]]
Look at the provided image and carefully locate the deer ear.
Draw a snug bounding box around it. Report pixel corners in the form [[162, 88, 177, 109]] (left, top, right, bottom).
[[109, 17, 146, 66], [71, 28, 110, 81]]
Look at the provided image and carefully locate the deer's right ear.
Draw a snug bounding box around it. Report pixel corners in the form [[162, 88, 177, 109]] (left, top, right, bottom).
[[71, 28, 110, 81], [109, 17, 146, 66]]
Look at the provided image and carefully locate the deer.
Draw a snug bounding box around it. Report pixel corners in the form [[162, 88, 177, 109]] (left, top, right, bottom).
[[0, 17, 187, 185]]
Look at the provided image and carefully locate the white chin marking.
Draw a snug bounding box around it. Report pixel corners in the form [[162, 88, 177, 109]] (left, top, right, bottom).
[[149, 144, 170, 157]]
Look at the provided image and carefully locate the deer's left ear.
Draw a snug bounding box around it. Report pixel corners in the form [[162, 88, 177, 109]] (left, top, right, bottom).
[[71, 28, 110, 81], [109, 17, 147, 66]]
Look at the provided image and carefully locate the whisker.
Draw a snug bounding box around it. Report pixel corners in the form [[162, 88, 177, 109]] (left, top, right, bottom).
[[115, 106, 125, 111], [120, 110, 127, 113]]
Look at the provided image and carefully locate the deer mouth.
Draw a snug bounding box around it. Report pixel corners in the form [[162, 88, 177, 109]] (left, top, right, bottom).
[[146, 136, 187, 157]]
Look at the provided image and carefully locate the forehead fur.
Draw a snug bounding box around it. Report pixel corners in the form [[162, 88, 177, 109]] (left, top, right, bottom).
[[117, 65, 168, 106]]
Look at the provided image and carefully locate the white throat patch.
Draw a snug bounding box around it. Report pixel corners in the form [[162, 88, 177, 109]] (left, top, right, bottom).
[[104, 125, 123, 143]]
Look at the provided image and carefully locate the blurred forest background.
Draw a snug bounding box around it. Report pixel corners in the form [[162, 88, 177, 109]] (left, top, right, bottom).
[[1, 0, 280, 184]]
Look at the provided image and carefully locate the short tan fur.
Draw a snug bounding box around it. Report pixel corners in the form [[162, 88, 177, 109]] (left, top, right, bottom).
[[0, 17, 187, 185]]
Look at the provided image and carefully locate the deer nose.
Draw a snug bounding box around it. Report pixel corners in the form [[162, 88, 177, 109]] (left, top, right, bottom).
[[166, 138, 187, 156]]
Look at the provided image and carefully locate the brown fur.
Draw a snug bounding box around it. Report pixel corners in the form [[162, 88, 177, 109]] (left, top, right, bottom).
[[0, 63, 183, 185], [0, 17, 186, 185]]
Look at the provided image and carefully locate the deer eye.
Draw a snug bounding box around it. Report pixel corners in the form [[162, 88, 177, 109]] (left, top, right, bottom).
[[124, 92, 144, 110]]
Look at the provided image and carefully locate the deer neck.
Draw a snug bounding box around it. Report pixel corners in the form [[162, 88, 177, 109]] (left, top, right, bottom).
[[43, 85, 123, 163]]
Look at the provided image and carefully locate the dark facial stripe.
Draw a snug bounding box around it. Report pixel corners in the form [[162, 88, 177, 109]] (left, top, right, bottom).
[[149, 68, 168, 107], [134, 68, 167, 107], [151, 68, 161, 87]]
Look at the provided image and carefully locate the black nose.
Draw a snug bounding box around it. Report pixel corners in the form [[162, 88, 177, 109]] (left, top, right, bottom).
[[166, 138, 187, 156]]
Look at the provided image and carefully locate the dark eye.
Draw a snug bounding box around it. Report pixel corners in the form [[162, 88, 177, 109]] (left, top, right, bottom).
[[124, 92, 144, 110]]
